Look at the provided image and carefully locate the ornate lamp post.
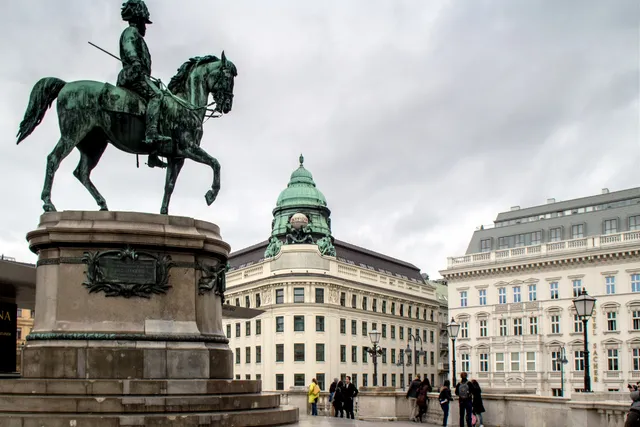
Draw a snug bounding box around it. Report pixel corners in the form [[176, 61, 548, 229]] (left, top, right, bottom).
[[573, 289, 596, 392], [406, 332, 425, 379], [367, 329, 382, 386], [447, 317, 460, 384], [554, 346, 568, 397], [396, 349, 407, 390]]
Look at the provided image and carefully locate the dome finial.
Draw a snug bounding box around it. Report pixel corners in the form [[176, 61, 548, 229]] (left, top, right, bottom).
[[299, 153, 304, 167]]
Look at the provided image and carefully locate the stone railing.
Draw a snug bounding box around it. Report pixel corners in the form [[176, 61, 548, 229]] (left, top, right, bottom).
[[447, 231, 640, 268], [278, 388, 358, 417]]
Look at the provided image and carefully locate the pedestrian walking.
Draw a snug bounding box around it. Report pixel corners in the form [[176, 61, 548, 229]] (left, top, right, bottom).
[[439, 380, 453, 427]]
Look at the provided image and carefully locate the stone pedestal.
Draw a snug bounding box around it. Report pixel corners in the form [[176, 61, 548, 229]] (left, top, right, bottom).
[[0, 211, 298, 426]]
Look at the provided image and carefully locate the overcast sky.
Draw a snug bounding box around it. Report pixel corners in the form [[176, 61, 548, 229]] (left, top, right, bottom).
[[0, 1, 638, 277]]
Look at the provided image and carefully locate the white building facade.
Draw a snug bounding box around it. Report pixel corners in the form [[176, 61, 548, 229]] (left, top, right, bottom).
[[441, 187, 640, 396]]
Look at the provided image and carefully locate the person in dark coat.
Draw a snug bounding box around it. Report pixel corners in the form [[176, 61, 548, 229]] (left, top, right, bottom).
[[455, 372, 475, 427], [416, 378, 432, 423], [439, 380, 453, 427], [329, 378, 338, 404], [470, 379, 485, 427], [342, 376, 358, 419], [332, 379, 344, 417], [626, 385, 640, 427], [406, 376, 422, 422]]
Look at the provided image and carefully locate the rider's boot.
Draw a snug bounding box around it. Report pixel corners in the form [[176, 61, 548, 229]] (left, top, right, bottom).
[[144, 125, 171, 169]]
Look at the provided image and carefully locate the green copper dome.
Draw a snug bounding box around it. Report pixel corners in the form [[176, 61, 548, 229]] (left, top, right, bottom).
[[275, 154, 327, 208]]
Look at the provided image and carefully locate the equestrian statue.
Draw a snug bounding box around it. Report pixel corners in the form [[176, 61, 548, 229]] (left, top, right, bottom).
[[16, 0, 237, 215]]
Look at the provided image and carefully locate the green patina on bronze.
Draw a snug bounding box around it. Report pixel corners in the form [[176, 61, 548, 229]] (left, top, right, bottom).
[[15, 0, 237, 215], [264, 155, 337, 258]]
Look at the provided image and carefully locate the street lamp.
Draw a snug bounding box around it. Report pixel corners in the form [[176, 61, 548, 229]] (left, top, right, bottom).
[[367, 329, 382, 386], [447, 317, 460, 385], [396, 348, 407, 390], [573, 289, 596, 392], [407, 332, 425, 379], [554, 346, 569, 397]]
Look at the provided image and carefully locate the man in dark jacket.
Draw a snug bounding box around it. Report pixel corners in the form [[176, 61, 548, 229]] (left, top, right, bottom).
[[406, 375, 422, 421], [455, 372, 475, 427], [332, 379, 344, 417], [342, 376, 358, 419], [626, 385, 640, 426]]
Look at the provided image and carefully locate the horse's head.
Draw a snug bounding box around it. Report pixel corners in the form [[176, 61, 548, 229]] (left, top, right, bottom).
[[206, 51, 237, 114]]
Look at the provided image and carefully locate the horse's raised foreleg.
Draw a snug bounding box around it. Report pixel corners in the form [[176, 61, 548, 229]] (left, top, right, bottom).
[[41, 137, 79, 212], [74, 138, 109, 211], [160, 158, 185, 215], [175, 145, 221, 206]]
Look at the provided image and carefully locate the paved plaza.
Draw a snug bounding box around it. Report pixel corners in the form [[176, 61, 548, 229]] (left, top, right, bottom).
[[292, 416, 441, 426]]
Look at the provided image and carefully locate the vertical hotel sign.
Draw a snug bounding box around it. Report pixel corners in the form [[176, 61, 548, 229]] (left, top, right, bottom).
[[0, 302, 16, 372]]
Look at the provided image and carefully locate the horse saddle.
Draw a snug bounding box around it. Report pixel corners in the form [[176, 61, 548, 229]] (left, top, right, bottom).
[[98, 83, 147, 116]]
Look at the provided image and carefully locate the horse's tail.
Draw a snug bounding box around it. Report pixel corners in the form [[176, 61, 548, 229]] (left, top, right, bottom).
[[16, 77, 66, 144]]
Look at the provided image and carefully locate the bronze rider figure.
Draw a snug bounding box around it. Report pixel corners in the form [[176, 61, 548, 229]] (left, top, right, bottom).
[[117, 0, 170, 169]]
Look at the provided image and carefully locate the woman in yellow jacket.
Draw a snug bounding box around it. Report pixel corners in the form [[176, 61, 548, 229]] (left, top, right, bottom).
[[308, 378, 320, 416]]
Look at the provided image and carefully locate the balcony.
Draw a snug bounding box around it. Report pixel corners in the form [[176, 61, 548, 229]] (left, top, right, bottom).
[[438, 362, 450, 372], [446, 231, 640, 269]]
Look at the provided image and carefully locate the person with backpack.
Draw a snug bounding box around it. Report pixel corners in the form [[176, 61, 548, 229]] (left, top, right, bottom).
[[455, 372, 475, 427], [439, 380, 453, 427]]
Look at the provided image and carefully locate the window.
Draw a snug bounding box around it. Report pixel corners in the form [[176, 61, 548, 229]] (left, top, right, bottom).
[[315, 288, 324, 303], [373, 299, 378, 312], [499, 319, 508, 336], [531, 231, 541, 245], [245, 347, 251, 363], [633, 311, 640, 330], [461, 354, 470, 372], [17, 308, 22, 318], [294, 315, 305, 332], [498, 237, 509, 250], [245, 296, 250, 308], [340, 318, 346, 334], [633, 349, 640, 371], [382, 324, 387, 338], [235, 323, 241, 337], [513, 318, 523, 336], [400, 304, 404, 316], [294, 374, 305, 387], [460, 322, 469, 338], [430, 330, 434, 343], [573, 315, 583, 333], [256, 346, 262, 363], [256, 319, 261, 335], [391, 302, 395, 314], [480, 239, 491, 252], [276, 344, 284, 362], [550, 282, 559, 299], [574, 351, 584, 371], [499, 287, 507, 304], [316, 344, 325, 362], [351, 320, 357, 335], [340, 345, 346, 362], [352, 346, 357, 363], [607, 312, 617, 331], [245, 321, 251, 336], [430, 351, 435, 366], [606, 276, 616, 295], [316, 316, 325, 332], [633, 274, 640, 293], [391, 349, 396, 364], [382, 374, 387, 386], [607, 349, 619, 371], [400, 327, 404, 340], [373, 323, 379, 335], [316, 374, 325, 391], [480, 353, 489, 372], [495, 353, 504, 371], [256, 293, 261, 308], [528, 284, 537, 301], [510, 352, 520, 371], [549, 228, 562, 242], [479, 290, 487, 306], [362, 347, 368, 363], [340, 292, 346, 306], [513, 286, 521, 303], [529, 317, 538, 335], [276, 316, 284, 332], [352, 294, 357, 308], [16, 327, 22, 340], [362, 297, 368, 310], [551, 351, 561, 372], [276, 289, 284, 304], [571, 224, 584, 239], [382, 301, 387, 313], [382, 348, 387, 364], [275, 374, 284, 391], [235, 298, 240, 306], [391, 325, 396, 339], [630, 215, 640, 231], [480, 320, 487, 337], [604, 219, 618, 235], [362, 321, 368, 336], [226, 324, 231, 338], [572, 279, 584, 297], [294, 344, 305, 362], [526, 352, 536, 371], [235, 348, 240, 364], [391, 374, 396, 388], [460, 291, 468, 307], [293, 288, 304, 303], [551, 315, 561, 334]]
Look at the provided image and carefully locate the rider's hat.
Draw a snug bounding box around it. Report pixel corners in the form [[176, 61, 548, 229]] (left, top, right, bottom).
[[121, 0, 153, 24]]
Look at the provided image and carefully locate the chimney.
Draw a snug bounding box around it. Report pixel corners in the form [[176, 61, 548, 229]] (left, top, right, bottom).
[[602, 188, 610, 194], [510, 206, 520, 211], [547, 198, 556, 204]]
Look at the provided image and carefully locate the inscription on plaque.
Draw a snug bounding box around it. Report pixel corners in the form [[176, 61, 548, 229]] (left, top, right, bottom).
[[82, 247, 173, 298]]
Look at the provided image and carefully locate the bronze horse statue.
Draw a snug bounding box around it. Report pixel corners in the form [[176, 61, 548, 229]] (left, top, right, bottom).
[[16, 53, 237, 214]]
